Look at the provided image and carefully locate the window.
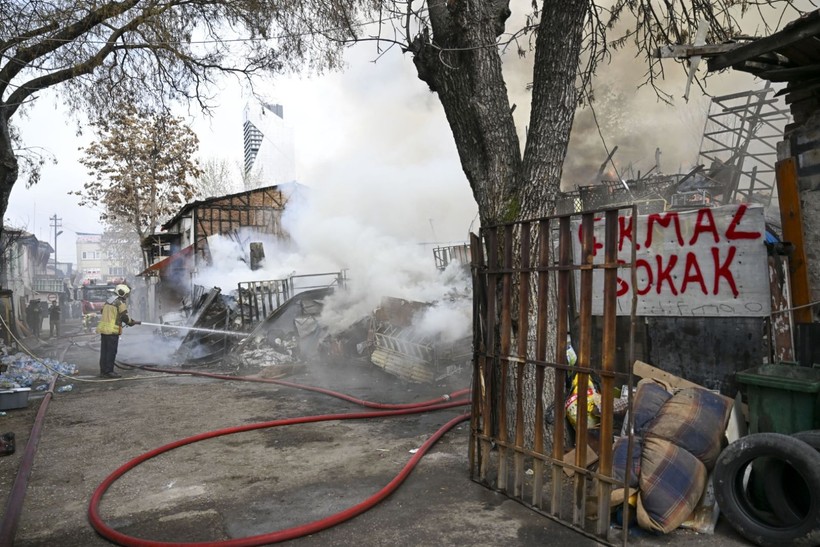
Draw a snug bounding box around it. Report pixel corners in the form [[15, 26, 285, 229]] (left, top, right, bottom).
[[109, 267, 125, 276], [82, 251, 101, 260]]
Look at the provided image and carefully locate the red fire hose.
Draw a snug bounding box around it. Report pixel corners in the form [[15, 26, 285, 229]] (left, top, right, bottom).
[[89, 406, 469, 546], [0, 375, 58, 544], [131, 363, 470, 410], [89, 363, 471, 546]]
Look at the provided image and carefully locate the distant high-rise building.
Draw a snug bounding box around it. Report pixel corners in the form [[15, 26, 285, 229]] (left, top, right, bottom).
[[242, 100, 295, 189]]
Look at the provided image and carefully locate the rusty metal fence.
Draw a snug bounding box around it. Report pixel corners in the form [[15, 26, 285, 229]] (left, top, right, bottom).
[[470, 206, 637, 545]]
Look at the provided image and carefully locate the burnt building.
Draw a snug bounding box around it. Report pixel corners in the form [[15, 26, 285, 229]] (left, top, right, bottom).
[[139, 184, 301, 320]]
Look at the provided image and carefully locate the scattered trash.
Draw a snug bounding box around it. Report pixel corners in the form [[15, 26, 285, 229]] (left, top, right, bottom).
[[0, 346, 79, 389], [409, 448, 419, 454], [1, 432, 14, 456], [56, 385, 74, 393]]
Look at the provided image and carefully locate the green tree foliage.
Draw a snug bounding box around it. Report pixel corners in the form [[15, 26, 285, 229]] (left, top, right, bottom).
[[74, 105, 201, 264]]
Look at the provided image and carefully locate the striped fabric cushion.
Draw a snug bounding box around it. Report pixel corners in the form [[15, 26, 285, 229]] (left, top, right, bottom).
[[637, 436, 708, 533], [647, 388, 733, 469], [611, 381, 732, 533]]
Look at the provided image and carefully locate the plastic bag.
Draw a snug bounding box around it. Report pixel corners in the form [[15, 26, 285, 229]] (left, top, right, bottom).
[[564, 342, 601, 429]]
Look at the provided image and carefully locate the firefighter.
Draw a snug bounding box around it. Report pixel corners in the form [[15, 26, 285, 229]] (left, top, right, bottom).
[[97, 284, 141, 378]]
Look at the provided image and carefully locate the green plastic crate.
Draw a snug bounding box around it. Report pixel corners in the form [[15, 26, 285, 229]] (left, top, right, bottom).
[[736, 364, 820, 434]]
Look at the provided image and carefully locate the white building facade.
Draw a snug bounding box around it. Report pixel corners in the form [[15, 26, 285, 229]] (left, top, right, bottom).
[[243, 100, 296, 189], [75, 232, 128, 284]]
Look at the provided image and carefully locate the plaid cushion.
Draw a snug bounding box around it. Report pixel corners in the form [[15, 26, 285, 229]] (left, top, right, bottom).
[[647, 388, 733, 469], [636, 436, 707, 533], [632, 381, 672, 435], [612, 435, 642, 488]]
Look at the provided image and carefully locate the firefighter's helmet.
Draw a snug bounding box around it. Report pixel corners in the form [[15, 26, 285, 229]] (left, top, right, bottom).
[[115, 284, 131, 297]]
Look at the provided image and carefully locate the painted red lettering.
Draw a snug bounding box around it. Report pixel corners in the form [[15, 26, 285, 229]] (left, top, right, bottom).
[[689, 208, 720, 245], [725, 204, 761, 240], [655, 255, 679, 295], [578, 220, 604, 256], [681, 252, 708, 294], [712, 246, 739, 297], [616, 259, 629, 297], [618, 216, 635, 251], [645, 212, 684, 248], [635, 259, 653, 295]]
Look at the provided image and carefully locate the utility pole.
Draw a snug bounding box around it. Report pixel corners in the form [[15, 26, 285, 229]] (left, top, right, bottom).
[[49, 214, 62, 271]]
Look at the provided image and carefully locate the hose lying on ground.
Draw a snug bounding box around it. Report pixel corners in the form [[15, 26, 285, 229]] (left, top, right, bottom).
[[89, 362, 471, 546]]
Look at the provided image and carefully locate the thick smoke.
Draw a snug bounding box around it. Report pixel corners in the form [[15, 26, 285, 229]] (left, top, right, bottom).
[[193, 183, 474, 339]]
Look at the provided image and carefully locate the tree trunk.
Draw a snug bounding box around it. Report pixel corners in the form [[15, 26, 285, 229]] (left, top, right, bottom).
[[409, 0, 587, 225], [409, 0, 522, 227], [0, 114, 19, 285], [409, 0, 587, 449], [520, 0, 588, 219]]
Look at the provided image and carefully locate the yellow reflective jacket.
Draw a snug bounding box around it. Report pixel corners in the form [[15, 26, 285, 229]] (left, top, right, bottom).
[[96, 296, 132, 335]]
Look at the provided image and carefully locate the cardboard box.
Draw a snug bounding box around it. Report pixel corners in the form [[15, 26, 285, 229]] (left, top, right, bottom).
[[0, 388, 31, 410]]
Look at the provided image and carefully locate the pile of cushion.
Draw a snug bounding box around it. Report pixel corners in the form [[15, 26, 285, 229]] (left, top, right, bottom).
[[612, 380, 733, 533]]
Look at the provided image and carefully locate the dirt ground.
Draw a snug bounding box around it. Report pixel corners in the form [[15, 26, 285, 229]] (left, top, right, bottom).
[[0, 318, 752, 546]]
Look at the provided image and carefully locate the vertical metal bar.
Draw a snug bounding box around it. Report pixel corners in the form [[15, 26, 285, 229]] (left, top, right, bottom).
[[238, 283, 246, 328], [596, 209, 618, 535], [483, 229, 498, 481], [533, 219, 550, 508], [574, 213, 594, 527], [498, 225, 513, 492], [552, 217, 571, 517], [514, 223, 531, 498], [261, 282, 269, 319], [622, 204, 639, 547], [252, 282, 260, 324], [469, 233, 485, 478]]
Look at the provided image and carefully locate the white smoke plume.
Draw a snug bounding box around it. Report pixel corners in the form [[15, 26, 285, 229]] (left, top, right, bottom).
[[193, 181, 475, 338]]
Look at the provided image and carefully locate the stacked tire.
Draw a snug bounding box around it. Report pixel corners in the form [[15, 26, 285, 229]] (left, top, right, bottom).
[[713, 431, 820, 546]]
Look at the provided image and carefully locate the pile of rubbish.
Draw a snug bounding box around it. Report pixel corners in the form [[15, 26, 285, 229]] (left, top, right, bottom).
[[0, 347, 78, 389]]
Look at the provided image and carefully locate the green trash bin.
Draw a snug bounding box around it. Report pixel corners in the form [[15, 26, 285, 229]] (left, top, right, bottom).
[[736, 364, 820, 434]]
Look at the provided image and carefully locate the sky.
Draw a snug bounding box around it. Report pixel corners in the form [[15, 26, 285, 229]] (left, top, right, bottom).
[[5, 8, 773, 266]]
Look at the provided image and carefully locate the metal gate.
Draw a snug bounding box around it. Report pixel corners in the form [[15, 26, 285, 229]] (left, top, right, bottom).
[[470, 206, 637, 545]]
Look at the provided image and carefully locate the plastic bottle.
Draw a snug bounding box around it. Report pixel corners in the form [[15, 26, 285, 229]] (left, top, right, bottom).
[[56, 385, 73, 393]]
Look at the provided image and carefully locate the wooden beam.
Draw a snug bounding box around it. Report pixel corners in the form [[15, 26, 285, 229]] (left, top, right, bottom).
[[776, 157, 813, 323], [654, 43, 739, 59], [709, 17, 820, 71], [759, 64, 820, 82]]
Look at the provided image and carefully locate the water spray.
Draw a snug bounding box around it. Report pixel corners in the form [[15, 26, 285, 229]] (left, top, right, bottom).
[[138, 322, 249, 338]]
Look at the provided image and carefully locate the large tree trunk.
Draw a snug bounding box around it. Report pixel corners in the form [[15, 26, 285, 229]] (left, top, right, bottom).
[[409, 0, 587, 225], [409, 0, 587, 450], [521, 0, 588, 219], [409, 0, 522, 227]]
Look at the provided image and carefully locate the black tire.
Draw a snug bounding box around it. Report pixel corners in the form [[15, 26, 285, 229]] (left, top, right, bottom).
[[763, 457, 810, 526], [714, 432, 820, 546], [793, 430, 820, 451], [765, 429, 820, 524], [764, 430, 820, 526]]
